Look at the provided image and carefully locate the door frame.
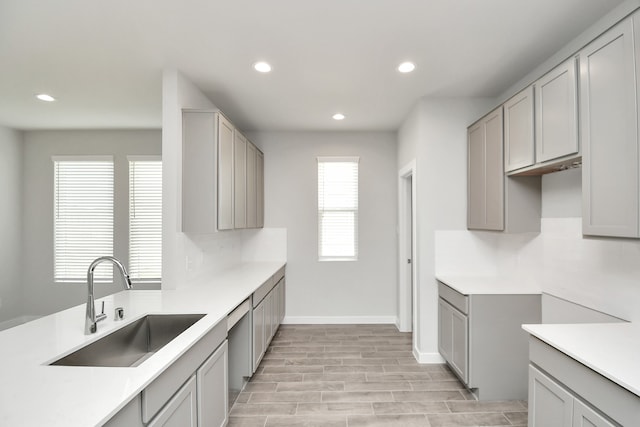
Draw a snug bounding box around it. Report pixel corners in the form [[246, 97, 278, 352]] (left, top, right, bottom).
[[397, 160, 418, 343]]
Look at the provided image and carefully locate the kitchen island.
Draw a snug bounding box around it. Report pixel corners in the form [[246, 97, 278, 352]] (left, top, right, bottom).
[[0, 261, 285, 427]]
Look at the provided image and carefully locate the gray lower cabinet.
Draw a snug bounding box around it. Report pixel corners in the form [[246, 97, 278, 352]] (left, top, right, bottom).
[[105, 323, 229, 427], [197, 341, 229, 427], [437, 282, 540, 400], [529, 365, 574, 427], [573, 399, 616, 427], [252, 298, 266, 370], [438, 298, 468, 383], [252, 271, 286, 373], [528, 336, 638, 427], [529, 365, 616, 427], [148, 375, 198, 427]]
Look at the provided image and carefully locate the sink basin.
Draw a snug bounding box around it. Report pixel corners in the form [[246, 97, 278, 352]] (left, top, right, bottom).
[[50, 314, 206, 367]]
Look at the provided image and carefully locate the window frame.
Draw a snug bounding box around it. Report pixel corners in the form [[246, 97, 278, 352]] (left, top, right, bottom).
[[52, 155, 114, 283], [317, 156, 359, 262], [127, 155, 162, 284]]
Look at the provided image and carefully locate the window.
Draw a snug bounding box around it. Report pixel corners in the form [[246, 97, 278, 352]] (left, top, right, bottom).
[[54, 157, 114, 283], [128, 157, 162, 283], [317, 157, 359, 261]]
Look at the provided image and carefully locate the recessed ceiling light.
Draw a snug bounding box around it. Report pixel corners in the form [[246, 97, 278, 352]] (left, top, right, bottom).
[[36, 93, 56, 102], [398, 62, 416, 73], [332, 113, 345, 121], [253, 61, 272, 73]]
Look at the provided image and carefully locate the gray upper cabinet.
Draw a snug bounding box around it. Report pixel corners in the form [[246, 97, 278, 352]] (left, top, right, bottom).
[[233, 132, 247, 229], [468, 107, 504, 230], [535, 57, 579, 164], [182, 109, 264, 232], [504, 86, 535, 172], [182, 111, 220, 233], [246, 142, 258, 228], [257, 150, 264, 228], [217, 114, 235, 231], [581, 15, 639, 238]]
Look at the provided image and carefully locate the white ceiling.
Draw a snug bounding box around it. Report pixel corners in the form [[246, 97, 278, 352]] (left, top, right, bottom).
[[0, 0, 625, 132]]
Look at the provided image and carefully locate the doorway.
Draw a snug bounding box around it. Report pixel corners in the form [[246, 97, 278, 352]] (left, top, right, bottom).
[[398, 161, 417, 349]]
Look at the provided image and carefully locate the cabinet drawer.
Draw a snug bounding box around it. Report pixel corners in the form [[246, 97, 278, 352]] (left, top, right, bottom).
[[253, 278, 274, 307], [253, 267, 286, 307], [142, 321, 227, 423], [273, 266, 285, 283], [438, 282, 468, 314]]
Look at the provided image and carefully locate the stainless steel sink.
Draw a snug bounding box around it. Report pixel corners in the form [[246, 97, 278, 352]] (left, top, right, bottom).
[[50, 314, 206, 367]]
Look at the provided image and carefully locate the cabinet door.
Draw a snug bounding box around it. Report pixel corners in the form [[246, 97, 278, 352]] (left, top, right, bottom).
[[468, 108, 504, 230], [182, 111, 217, 233], [257, 150, 265, 228], [148, 375, 197, 427], [467, 121, 486, 229], [264, 291, 274, 345], [272, 283, 280, 334], [529, 365, 573, 427], [450, 307, 468, 383], [217, 114, 235, 230], [581, 17, 639, 237], [246, 142, 258, 228], [573, 399, 615, 427], [535, 57, 579, 163], [280, 278, 286, 325], [197, 341, 228, 427], [504, 86, 535, 172], [234, 132, 247, 229], [252, 300, 265, 372], [272, 284, 280, 334], [438, 298, 453, 364]]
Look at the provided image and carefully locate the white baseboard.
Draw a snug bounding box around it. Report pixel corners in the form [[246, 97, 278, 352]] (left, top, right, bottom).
[[413, 346, 446, 364], [0, 315, 41, 332], [282, 316, 397, 325]]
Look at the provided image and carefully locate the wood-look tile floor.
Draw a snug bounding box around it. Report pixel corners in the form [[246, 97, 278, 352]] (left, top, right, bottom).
[[229, 324, 527, 427]]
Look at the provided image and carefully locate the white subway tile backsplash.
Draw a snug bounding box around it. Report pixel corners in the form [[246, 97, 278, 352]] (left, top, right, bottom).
[[435, 218, 640, 322]]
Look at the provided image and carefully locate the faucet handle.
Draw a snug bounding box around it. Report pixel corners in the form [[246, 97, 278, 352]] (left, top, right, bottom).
[[96, 301, 107, 323], [114, 307, 125, 321]]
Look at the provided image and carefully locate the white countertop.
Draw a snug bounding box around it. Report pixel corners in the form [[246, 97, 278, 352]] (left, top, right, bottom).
[[0, 261, 285, 427], [436, 275, 541, 295], [523, 322, 640, 397]]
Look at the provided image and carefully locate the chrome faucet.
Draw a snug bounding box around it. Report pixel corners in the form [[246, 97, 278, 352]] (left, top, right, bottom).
[[85, 256, 133, 334]]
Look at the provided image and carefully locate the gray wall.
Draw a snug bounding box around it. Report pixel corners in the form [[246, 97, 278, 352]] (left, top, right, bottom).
[[247, 131, 398, 322], [21, 130, 161, 317], [397, 97, 494, 361], [541, 167, 581, 218], [0, 126, 24, 323]]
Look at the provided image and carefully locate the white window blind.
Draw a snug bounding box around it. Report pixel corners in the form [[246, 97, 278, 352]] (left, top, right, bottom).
[[129, 157, 162, 283], [54, 157, 114, 283], [317, 157, 359, 261]]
